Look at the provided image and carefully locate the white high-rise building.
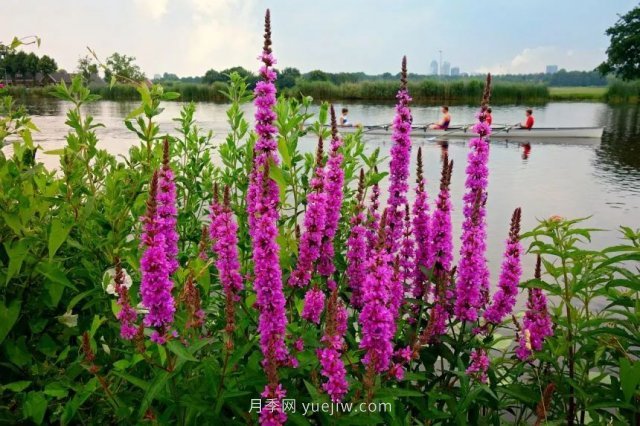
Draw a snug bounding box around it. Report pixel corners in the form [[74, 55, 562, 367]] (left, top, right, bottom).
[[441, 61, 451, 76], [450, 67, 460, 76], [430, 60, 439, 75]]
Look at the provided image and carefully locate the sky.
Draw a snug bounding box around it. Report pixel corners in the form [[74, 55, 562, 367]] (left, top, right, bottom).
[[2, 0, 637, 77]]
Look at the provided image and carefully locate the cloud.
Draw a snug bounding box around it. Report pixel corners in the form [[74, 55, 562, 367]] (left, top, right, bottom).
[[135, 0, 169, 20], [477, 46, 606, 74], [186, 0, 260, 73]]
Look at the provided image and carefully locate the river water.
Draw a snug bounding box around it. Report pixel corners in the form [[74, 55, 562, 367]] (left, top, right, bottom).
[[4, 99, 640, 282]]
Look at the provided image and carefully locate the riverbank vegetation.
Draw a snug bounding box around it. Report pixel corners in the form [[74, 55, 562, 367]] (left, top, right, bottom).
[[2, 14, 640, 425]]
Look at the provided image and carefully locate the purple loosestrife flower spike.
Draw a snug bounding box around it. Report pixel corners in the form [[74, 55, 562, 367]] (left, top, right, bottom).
[[289, 138, 327, 287], [114, 257, 138, 340], [317, 106, 345, 277], [210, 186, 243, 324], [466, 348, 490, 384], [386, 56, 413, 255], [248, 12, 289, 421], [317, 289, 349, 402], [400, 204, 415, 288], [516, 255, 553, 360], [484, 208, 523, 324], [140, 171, 176, 344], [428, 155, 454, 273], [366, 170, 381, 253], [158, 139, 179, 275], [412, 147, 431, 299], [359, 211, 396, 373], [346, 170, 368, 308], [455, 75, 492, 322]]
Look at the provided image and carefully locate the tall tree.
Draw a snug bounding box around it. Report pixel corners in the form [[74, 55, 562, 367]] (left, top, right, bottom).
[[37, 55, 57, 75], [598, 5, 640, 81], [76, 55, 98, 82], [104, 52, 145, 83]]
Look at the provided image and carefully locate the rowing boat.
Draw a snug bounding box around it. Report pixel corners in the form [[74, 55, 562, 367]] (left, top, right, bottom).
[[336, 125, 605, 139]]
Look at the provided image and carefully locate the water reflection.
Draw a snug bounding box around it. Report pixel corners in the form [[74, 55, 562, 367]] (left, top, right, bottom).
[[595, 104, 640, 196], [521, 142, 531, 161]]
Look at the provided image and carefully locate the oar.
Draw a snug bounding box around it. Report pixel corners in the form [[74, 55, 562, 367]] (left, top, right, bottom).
[[361, 124, 392, 134], [489, 123, 520, 136]]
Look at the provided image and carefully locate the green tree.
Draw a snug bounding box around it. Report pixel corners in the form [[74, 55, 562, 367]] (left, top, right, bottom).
[[598, 5, 640, 80], [277, 67, 300, 89], [104, 52, 145, 83], [37, 54, 57, 75], [202, 68, 223, 84], [76, 55, 98, 82]]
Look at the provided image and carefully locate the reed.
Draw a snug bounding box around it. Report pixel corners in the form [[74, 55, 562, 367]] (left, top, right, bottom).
[[284, 79, 548, 103], [606, 80, 640, 103]]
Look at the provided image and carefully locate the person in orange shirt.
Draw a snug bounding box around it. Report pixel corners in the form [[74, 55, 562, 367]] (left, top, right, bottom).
[[519, 108, 534, 129], [485, 107, 493, 126]]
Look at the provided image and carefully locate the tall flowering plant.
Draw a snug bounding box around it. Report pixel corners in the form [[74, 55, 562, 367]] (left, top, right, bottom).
[[454, 75, 492, 322], [246, 10, 289, 425], [139, 171, 176, 344], [317, 106, 345, 277], [385, 56, 413, 255]]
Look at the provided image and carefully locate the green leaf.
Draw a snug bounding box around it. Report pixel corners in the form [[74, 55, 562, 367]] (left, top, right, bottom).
[[166, 340, 198, 362], [137, 370, 172, 418], [619, 358, 640, 402], [0, 299, 21, 345], [2, 381, 31, 392], [23, 391, 47, 425], [49, 219, 72, 260], [44, 383, 69, 398], [4, 240, 28, 285]]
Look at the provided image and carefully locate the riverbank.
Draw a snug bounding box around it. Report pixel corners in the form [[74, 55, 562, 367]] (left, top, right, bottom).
[[548, 86, 607, 101], [3, 80, 636, 104]]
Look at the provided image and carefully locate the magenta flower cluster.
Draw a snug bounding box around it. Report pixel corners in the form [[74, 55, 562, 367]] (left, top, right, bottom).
[[140, 171, 176, 344], [317, 110, 345, 277], [455, 130, 491, 322], [317, 290, 349, 402], [289, 140, 327, 288], [516, 257, 553, 360], [484, 208, 523, 325], [114, 259, 138, 340], [158, 140, 179, 275], [209, 189, 243, 304], [301, 287, 326, 324], [346, 176, 368, 309], [359, 219, 396, 373], [466, 348, 490, 384], [385, 56, 413, 255], [412, 147, 431, 299]]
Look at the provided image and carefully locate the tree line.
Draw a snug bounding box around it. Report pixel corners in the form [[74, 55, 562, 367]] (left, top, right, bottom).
[[0, 50, 57, 80]]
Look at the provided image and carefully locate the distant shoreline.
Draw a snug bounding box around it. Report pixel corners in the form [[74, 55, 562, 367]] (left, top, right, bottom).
[[3, 81, 637, 104]]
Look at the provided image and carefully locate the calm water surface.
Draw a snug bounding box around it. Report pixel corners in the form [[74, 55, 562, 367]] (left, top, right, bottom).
[[5, 100, 640, 282]]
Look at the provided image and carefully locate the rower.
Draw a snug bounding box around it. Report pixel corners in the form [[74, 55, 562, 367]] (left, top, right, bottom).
[[519, 108, 534, 129], [485, 107, 493, 126], [429, 106, 451, 130], [339, 107, 353, 127]]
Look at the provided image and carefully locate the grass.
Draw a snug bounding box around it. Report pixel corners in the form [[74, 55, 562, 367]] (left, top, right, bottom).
[[548, 86, 607, 101]]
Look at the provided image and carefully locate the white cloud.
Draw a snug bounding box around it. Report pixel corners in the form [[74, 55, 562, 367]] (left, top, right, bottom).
[[135, 0, 169, 20], [477, 46, 606, 74], [186, 0, 260, 72]]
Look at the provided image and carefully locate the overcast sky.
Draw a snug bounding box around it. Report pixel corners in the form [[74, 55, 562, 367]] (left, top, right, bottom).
[[2, 0, 637, 77]]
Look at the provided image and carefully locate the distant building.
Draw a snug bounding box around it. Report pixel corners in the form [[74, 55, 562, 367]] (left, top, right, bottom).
[[441, 61, 451, 76], [546, 65, 558, 74], [430, 60, 439, 75], [450, 67, 460, 76]]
